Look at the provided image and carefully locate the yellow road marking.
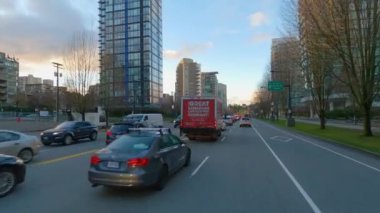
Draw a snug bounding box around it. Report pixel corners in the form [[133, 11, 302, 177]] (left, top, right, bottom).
[[35, 149, 99, 165]]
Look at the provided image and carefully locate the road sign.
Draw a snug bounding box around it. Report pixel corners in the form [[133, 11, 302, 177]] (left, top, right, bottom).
[[268, 81, 284, 91]]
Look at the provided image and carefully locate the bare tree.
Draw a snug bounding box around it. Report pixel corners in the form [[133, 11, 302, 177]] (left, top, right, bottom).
[[299, 1, 338, 129], [281, 0, 336, 129], [303, 0, 380, 136], [253, 70, 272, 118], [63, 31, 98, 121], [99, 53, 115, 127]]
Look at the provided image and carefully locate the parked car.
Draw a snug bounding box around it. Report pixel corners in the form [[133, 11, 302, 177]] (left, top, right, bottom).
[[173, 115, 182, 128], [88, 128, 191, 191], [122, 113, 164, 128], [0, 130, 42, 163], [106, 122, 136, 145], [0, 154, 26, 198], [40, 121, 98, 146], [240, 117, 252, 127], [223, 116, 234, 126]]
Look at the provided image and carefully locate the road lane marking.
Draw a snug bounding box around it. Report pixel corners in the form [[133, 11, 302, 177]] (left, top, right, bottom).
[[191, 156, 209, 177], [260, 122, 380, 174], [221, 136, 226, 142], [34, 149, 99, 166], [252, 127, 321, 213], [270, 136, 293, 142]]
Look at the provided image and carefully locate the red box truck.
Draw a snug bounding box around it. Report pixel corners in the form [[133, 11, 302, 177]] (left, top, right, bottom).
[[180, 97, 224, 141]]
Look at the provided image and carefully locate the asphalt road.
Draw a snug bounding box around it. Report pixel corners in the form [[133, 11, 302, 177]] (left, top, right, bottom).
[[1, 120, 380, 213]]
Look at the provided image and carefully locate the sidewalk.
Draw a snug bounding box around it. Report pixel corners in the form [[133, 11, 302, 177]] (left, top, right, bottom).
[[0, 120, 58, 132], [295, 118, 380, 133]]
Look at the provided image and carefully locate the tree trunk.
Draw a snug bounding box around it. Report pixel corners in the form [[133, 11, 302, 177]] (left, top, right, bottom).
[[81, 112, 85, 121], [319, 109, 326, 129], [363, 104, 373, 136], [105, 108, 109, 128]]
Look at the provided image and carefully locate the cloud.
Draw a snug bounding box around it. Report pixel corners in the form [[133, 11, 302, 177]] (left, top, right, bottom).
[[250, 33, 273, 43], [164, 42, 213, 60], [249, 12, 268, 27], [0, 0, 97, 64]]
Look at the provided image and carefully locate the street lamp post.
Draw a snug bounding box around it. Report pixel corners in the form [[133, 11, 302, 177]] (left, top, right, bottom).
[[284, 84, 295, 127], [52, 62, 63, 122], [271, 70, 295, 127]]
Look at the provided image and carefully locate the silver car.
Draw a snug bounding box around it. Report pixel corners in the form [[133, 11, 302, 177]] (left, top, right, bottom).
[[88, 128, 191, 190], [0, 130, 42, 163]]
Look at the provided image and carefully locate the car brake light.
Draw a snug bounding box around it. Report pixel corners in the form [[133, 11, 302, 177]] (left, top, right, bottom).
[[127, 158, 149, 167], [106, 130, 112, 137], [90, 155, 101, 166]]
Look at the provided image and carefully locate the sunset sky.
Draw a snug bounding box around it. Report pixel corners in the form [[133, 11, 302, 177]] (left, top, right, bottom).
[[0, 0, 283, 104]]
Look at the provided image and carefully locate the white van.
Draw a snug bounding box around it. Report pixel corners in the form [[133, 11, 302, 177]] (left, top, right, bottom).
[[122, 113, 164, 128]]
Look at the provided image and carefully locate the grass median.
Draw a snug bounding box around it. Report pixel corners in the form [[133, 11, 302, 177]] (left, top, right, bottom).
[[263, 119, 380, 156]]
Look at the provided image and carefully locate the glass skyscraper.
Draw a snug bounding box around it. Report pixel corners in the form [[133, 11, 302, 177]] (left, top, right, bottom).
[[99, 0, 162, 109]]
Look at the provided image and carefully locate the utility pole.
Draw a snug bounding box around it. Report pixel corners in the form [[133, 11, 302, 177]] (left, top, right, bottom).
[[52, 62, 63, 122]]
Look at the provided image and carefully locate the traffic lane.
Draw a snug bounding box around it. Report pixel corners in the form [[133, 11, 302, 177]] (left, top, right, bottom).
[[174, 124, 313, 213], [0, 136, 212, 213], [255, 120, 380, 169], [29, 133, 106, 164], [252, 119, 380, 213], [0, 129, 215, 212]]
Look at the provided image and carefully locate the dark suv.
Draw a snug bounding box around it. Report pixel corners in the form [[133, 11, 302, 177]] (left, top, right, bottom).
[[106, 122, 136, 145], [41, 121, 98, 146]]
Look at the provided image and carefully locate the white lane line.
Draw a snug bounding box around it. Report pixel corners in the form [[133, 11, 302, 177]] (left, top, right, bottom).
[[260, 122, 380, 173], [191, 156, 210, 177], [221, 136, 226, 142], [252, 127, 321, 213]]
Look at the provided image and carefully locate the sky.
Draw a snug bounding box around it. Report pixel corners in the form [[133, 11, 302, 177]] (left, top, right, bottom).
[[0, 0, 283, 105]]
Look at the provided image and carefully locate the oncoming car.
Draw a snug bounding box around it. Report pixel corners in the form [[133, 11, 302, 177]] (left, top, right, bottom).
[[239, 117, 252, 127], [88, 128, 191, 191]]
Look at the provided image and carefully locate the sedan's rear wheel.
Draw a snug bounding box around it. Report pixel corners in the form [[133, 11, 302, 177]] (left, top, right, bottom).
[[64, 135, 73, 145], [184, 150, 191, 167], [18, 149, 33, 163], [154, 166, 168, 191], [0, 169, 16, 198]]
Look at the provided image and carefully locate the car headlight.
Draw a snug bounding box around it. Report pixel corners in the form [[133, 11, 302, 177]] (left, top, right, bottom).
[[16, 158, 24, 164], [53, 132, 62, 135]]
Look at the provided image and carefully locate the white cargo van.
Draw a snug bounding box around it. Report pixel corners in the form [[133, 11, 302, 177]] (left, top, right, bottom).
[[122, 113, 164, 128]]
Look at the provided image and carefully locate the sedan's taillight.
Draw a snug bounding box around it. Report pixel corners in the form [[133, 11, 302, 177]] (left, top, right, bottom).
[[90, 155, 101, 166], [127, 158, 149, 167]]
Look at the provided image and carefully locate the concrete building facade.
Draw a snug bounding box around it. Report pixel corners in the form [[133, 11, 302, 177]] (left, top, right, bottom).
[[217, 83, 227, 113], [0, 52, 19, 105], [175, 58, 201, 104]]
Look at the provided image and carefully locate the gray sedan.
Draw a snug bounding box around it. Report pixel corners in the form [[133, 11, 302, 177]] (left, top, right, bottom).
[[88, 129, 191, 190], [0, 130, 42, 163]]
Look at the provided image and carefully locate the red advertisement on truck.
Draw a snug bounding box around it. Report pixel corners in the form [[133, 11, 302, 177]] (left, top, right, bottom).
[[180, 97, 223, 141]]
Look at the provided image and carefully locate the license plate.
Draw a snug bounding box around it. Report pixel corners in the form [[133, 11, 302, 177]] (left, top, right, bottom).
[[107, 161, 120, 168]]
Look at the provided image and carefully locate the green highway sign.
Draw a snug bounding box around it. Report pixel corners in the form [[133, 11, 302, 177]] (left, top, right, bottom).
[[268, 81, 284, 91]]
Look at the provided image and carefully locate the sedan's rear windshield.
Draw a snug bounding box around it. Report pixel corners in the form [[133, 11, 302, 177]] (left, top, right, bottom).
[[108, 135, 155, 154]]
